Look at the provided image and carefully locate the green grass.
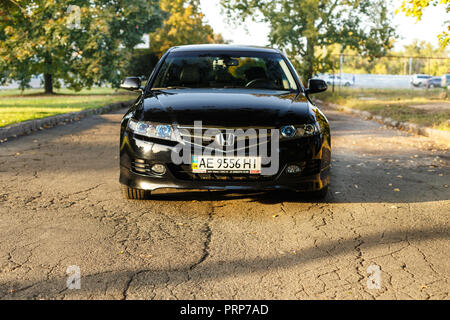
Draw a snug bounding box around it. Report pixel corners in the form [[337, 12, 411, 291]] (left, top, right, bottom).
[[0, 87, 137, 127], [317, 88, 450, 131]]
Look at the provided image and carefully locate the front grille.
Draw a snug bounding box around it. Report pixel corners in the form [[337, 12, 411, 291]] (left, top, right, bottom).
[[168, 164, 275, 182], [176, 125, 276, 152]]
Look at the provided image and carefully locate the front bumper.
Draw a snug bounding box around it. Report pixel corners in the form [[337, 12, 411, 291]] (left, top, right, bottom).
[[119, 132, 331, 192]]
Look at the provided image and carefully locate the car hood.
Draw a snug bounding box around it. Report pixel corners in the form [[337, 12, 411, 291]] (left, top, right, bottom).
[[137, 89, 314, 127]]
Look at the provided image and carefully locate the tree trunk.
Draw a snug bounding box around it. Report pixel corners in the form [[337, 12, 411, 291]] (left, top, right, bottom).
[[44, 73, 53, 94], [304, 37, 315, 84]]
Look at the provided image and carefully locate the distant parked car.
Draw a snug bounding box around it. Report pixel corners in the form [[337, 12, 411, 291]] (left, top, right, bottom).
[[410, 74, 431, 87], [324, 75, 353, 87], [442, 74, 450, 89], [425, 76, 442, 88]]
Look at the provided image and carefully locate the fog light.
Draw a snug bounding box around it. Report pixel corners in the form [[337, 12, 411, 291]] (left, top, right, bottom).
[[151, 164, 166, 174], [286, 165, 301, 174]]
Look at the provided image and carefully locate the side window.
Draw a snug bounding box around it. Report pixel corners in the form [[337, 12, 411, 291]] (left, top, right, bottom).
[[278, 59, 297, 90]]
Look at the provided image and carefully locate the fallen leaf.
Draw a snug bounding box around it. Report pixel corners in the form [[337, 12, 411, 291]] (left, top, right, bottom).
[[393, 188, 400, 192]]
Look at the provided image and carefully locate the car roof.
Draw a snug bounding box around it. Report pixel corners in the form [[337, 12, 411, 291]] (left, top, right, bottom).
[[168, 44, 281, 54]]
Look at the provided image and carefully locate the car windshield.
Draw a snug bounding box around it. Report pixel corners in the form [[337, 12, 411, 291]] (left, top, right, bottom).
[[152, 51, 298, 91]]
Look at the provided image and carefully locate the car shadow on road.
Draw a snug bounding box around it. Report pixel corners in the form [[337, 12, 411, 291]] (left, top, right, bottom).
[[148, 181, 449, 204], [1, 226, 448, 299], [150, 189, 332, 203]]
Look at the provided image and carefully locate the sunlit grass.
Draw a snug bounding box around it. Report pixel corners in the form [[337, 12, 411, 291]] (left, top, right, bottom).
[[0, 87, 126, 97], [0, 87, 137, 127], [317, 88, 450, 131]]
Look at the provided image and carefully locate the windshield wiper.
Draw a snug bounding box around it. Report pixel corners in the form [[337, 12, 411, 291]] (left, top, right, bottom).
[[151, 86, 190, 90]]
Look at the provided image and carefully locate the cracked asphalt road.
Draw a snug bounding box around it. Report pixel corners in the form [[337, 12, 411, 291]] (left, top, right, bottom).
[[0, 105, 449, 300]]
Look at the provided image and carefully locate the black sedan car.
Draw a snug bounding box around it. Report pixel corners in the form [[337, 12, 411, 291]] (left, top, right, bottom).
[[119, 45, 331, 200]]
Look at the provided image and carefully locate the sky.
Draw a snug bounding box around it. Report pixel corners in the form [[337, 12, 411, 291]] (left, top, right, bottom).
[[200, 0, 449, 50]]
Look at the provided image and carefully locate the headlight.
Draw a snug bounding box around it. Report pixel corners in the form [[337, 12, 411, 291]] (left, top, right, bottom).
[[280, 123, 320, 138], [128, 119, 175, 141]]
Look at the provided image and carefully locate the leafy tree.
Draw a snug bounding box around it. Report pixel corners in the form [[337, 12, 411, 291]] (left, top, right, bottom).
[[0, 0, 162, 93], [398, 0, 449, 48], [402, 40, 449, 75], [150, 0, 224, 57], [126, 49, 159, 78], [221, 0, 397, 82]]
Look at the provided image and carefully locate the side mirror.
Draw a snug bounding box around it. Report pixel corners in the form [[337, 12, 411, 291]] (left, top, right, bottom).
[[120, 77, 142, 91], [305, 79, 327, 94]]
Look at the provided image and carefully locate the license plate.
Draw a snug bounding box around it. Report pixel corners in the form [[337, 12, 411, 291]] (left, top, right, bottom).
[[192, 156, 261, 174]]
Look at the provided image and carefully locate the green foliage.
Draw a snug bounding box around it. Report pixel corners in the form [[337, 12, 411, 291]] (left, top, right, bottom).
[[0, 0, 162, 92], [150, 0, 225, 57], [221, 0, 397, 82], [126, 49, 159, 78], [398, 0, 450, 48]]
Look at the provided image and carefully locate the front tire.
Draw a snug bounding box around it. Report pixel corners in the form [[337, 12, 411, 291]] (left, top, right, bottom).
[[122, 185, 151, 200]]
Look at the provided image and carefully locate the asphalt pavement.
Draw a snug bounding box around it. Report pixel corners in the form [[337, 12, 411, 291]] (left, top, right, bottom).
[[0, 105, 448, 299]]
